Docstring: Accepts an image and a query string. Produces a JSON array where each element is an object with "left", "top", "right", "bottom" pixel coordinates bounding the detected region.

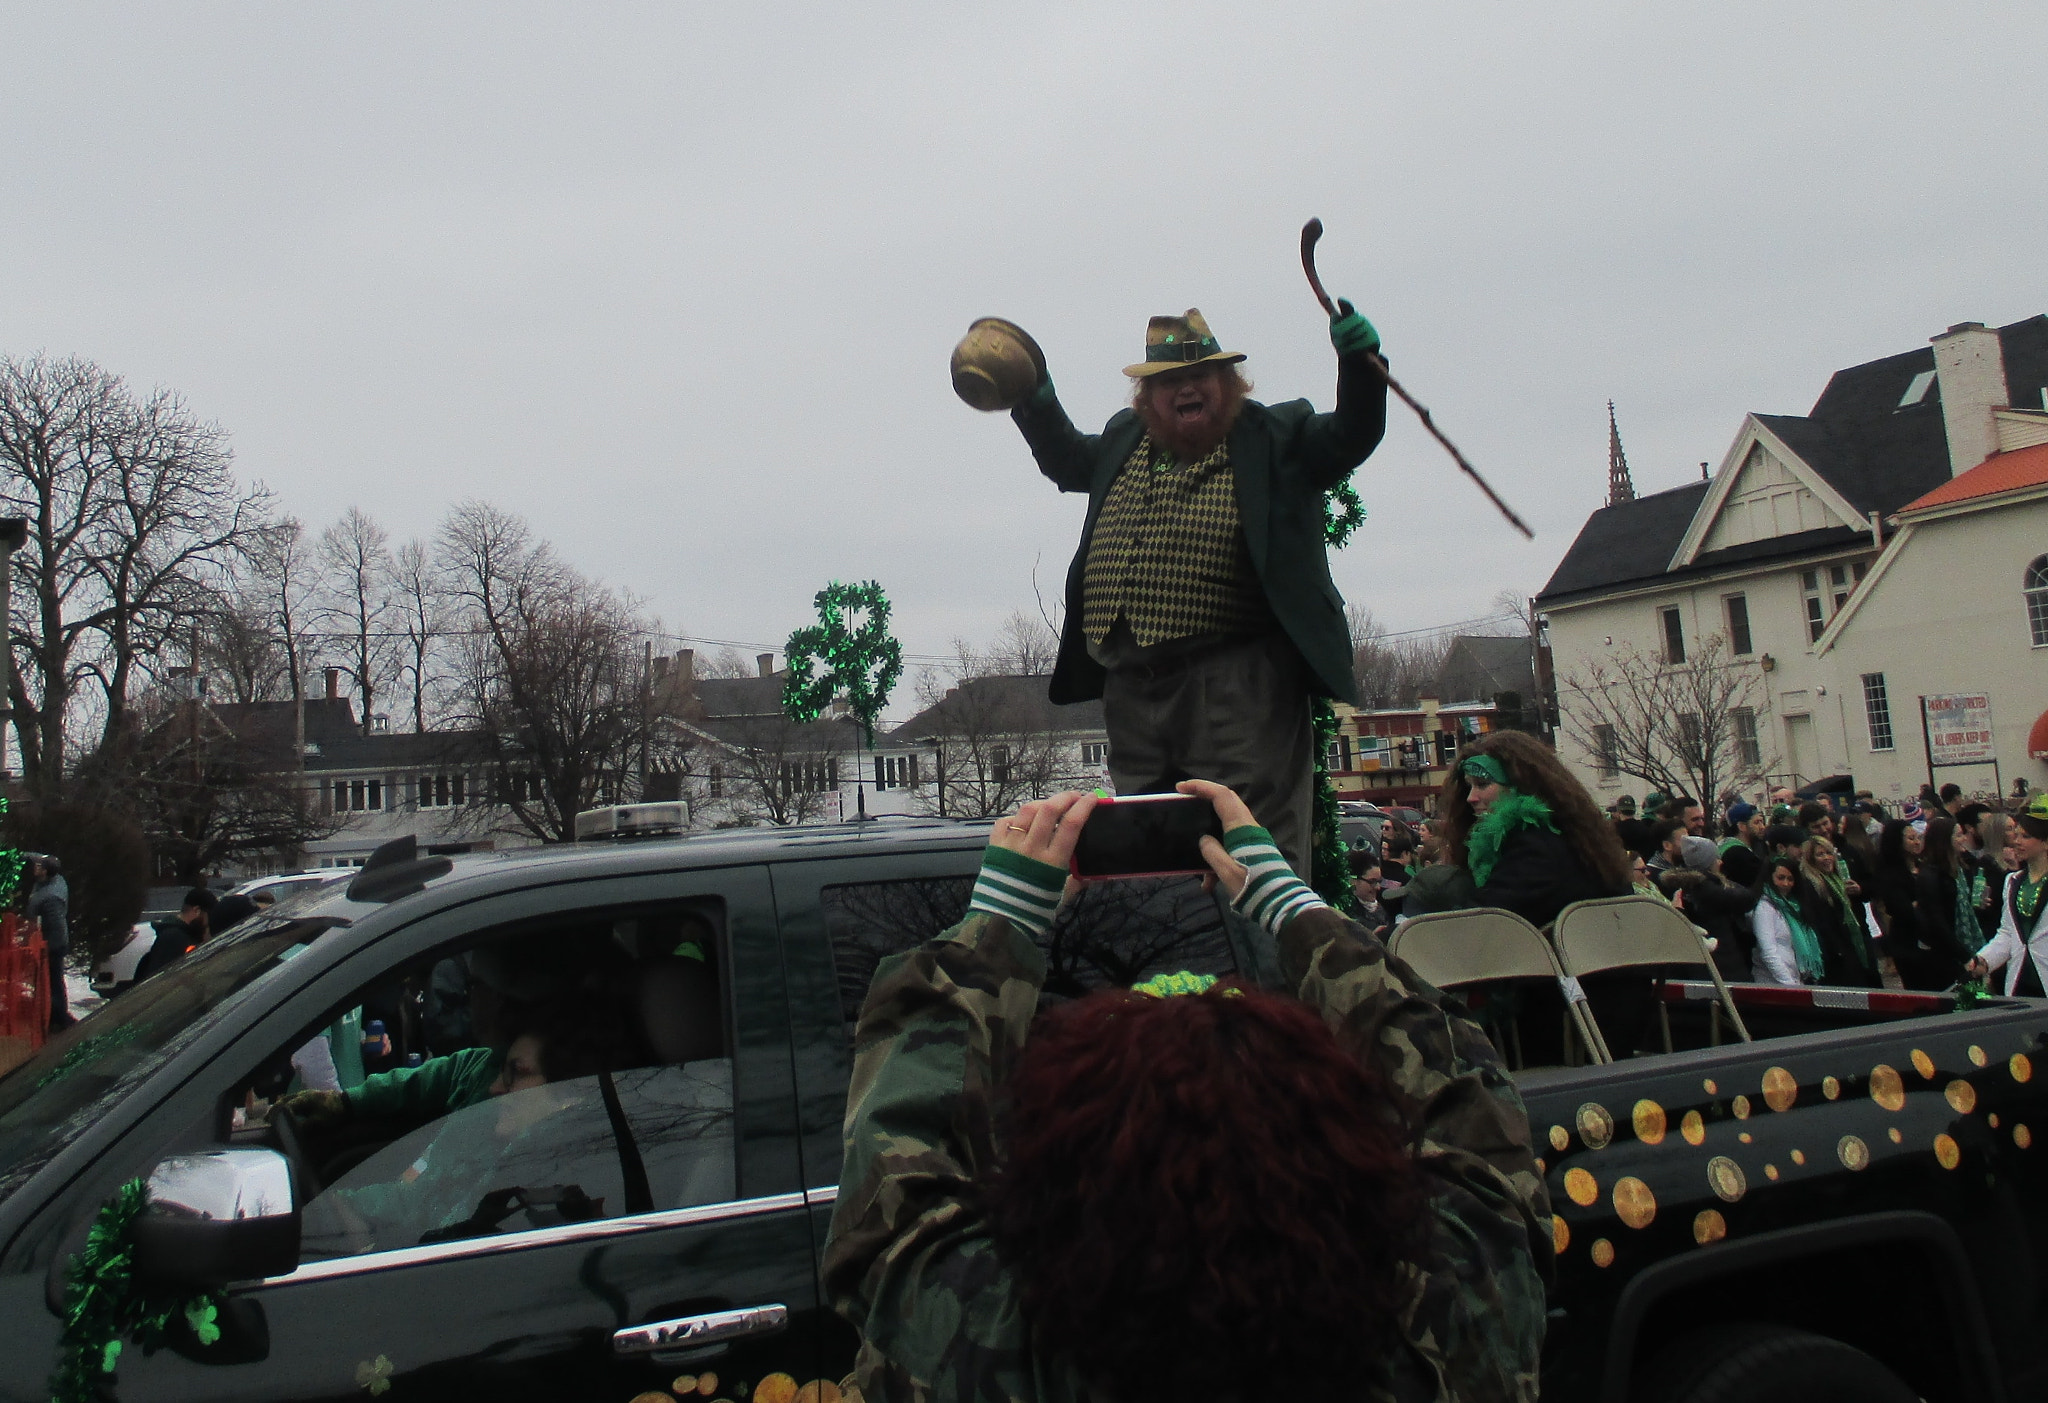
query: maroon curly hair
[{"left": 985, "top": 982, "right": 1428, "bottom": 1402}]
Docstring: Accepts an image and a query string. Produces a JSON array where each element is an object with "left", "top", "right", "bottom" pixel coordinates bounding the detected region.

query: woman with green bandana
[
  {"left": 1754, "top": 857, "right": 1827, "bottom": 985},
  {"left": 1442, "top": 734, "right": 1632, "bottom": 929}
]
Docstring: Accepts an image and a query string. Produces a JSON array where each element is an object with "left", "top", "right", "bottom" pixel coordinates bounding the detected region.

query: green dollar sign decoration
[
  {"left": 782, "top": 580, "right": 904, "bottom": 748},
  {"left": 1313, "top": 482, "right": 1368, "bottom": 911}
]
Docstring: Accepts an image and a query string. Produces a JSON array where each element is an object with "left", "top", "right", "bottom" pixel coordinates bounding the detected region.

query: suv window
[
  {"left": 229, "top": 899, "right": 737, "bottom": 1262},
  {"left": 821, "top": 876, "right": 1236, "bottom": 1029}
]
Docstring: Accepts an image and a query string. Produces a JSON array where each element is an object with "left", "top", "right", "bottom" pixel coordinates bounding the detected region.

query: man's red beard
[{"left": 1134, "top": 374, "right": 1249, "bottom": 459}]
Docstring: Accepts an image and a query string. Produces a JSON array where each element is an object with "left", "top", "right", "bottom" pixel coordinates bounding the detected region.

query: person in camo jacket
[{"left": 823, "top": 783, "right": 1548, "bottom": 1403}]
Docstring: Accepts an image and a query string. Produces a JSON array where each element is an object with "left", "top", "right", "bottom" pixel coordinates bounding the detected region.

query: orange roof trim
[{"left": 1902, "top": 440, "right": 2048, "bottom": 514}]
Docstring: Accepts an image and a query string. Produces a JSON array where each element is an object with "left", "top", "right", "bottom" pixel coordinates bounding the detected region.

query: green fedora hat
[{"left": 1122, "top": 307, "right": 1248, "bottom": 378}]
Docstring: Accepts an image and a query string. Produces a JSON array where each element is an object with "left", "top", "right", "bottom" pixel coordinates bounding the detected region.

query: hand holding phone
[{"left": 1069, "top": 793, "right": 1225, "bottom": 879}]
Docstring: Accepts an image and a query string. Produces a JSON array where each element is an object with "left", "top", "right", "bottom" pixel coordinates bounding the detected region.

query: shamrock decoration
[
  {"left": 1323, "top": 479, "right": 1366, "bottom": 549},
  {"left": 356, "top": 1355, "right": 395, "bottom": 1395},
  {"left": 783, "top": 581, "right": 904, "bottom": 748},
  {"left": 50, "top": 1178, "right": 225, "bottom": 1403}
]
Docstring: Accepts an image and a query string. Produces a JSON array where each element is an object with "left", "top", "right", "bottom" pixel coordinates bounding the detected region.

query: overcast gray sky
[{"left": 4, "top": 3, "right": 2043, "bottom": 696}]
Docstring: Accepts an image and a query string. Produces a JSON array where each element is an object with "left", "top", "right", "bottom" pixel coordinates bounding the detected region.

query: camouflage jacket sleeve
[
  {"left": 822, "top": 847, "right": 1087, "bottom": 1403},
  {"left": 1229, "top": 826, "right": 1551, "bottom": 1403}
]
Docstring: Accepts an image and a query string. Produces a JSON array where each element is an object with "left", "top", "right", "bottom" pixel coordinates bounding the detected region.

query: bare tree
[
  {"left": 694, "top": 646, "right": 760, "bottom": 680},
  {"left": 314, "top": 508, "right": 399, "bottom": 736},
  {"left": 391, "top": 538, "right": 446, "bottom": 733},
  {"left": 1348, "top": 605, "right": 1454, "bottom": 709},
  {"left": 904, "top": 640, "right": 1064, "bottom": 819},
  {"left": 437, "top": 501, "right": 680, "bottom": 841},
  {"left": 0, "top": 355, "right": 267, "bottom": 794},
  {"left": 702, "top": 712, "right": 853, "bottom": 826},
  {"left": 983, "top": 609, "right": 1059, "bottom": 675},
  {"left": 1559, "top": 631, "right": 1775, "bottom": 806}
]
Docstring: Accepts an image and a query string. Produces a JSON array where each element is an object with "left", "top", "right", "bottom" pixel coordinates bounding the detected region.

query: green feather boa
[{"left": 1465, "top": 789, "right": 1558, "bottom": 888}]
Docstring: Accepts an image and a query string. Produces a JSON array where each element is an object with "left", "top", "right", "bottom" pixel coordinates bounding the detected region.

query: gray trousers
[{"left": 1098, "top": 631, "right": 1316, "bottom": 874}]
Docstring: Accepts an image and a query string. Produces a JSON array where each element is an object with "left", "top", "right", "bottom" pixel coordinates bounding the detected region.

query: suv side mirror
[{"left": 132, "top": 1149, "right": 301, "bottom": 1287}]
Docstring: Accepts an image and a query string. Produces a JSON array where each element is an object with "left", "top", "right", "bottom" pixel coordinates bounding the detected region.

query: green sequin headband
[
  {"left": 1131, "top": 971, "right": 1240, "bottom": 999},
  {"left": 1459, "top": 753, "right": 1508, "bottom": 787}
]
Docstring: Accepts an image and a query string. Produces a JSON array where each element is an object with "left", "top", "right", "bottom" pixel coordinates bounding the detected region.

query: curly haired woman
[
  {"left": 1441, "top": 732, "right": 1633, "bottom": 929},
  {"left": 824, "top": 784, "right": 1548, "bottom": 1403}
]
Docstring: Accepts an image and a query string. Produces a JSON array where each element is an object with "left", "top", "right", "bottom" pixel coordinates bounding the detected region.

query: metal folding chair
[
  {"left": 1550, "top": 895, "right": 1754, "bottom": 1057},
  {"left": 1390, "top": 907, "right": 1609, "bottom": 1067}
]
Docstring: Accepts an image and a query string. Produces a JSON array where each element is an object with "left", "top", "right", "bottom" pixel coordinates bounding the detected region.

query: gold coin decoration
[
  {"left": 1838, "top": 1134, "right": 1870, "bottom": 1170},
  {"left": 1703, "top": 1078, "right": 1718, "bottom": 1095},
  {"left": 1707, "top": 1156, "right": 1746, "bottom": 1202},
  {"left": 1888, "top": 1126, "right": 1903, "bottom": 1143},
  {"left": 797, "top": 1382, "right": 844, "bottom": 1403},
  {"left": 1990, "top": 1113, "right": 2001, "bottom": 1129},
  {"left": 1732, "top": 1094, "right": 1752, "bottom": 1119},
  {"left": 1766, "top": 1163, "right": 1781, "bottom": 1180},
  {"left": 697, "top": 1375, "right": 720, "bottom": 1398},
  {"left": 1633, "top": 1100, "right": 1667, "bottom": 1145},
  {"left": 1762, "top": 1067, "right": 1798, "bottom": 1112},
  {"left": 1577, "top": 1102, "right": 1615, "bottom": 1150},
  {"left": 674, "top": 1380, "right": 698, "bottom": 1397},
  {"left": 1911, "top": 1049, "right": 1935, "bottom": 1080},
  {"left": 1613, "top": 1176, "right": 1657, "bottom": 1229},
  {"left": 1552, "top": 1214, "right": 1570, "bottom": 1253},
  {"left": 631, "top": 1394, "right": 670, "bottom": 1403},
  {"left": 2011, "top": 1053, "right": 2033, "bottom": 1083},
  {"left": 2017, "top": 1124, "right": 2033, "bottom": 1149},
  {"left": 1681, "top": 1109, "right": 1706, "bottom": 1146},
  {"left": 1946, "top": 1080, "right": 1977, "bottom": 1115},
  {"left": 1564, "top": 1167, "right": 1599, "bottom": 1206},
  {"left": 1790, "top": 1149, "right": 1806, "bottom": 1165},
  {"left": 1869, "top": 1064, "right": 1906, "bottom": 1111},
  {"left": 1822, "top": 1075, "right": 1841, "bottom": 1100},
  {"left": 1590, "top": 1238, "right": 1615, "bottom": 1268},
  {"left": 1934, "top": 1134, "right": 1961, "bottom": 1170},
  {"left": 754, "top": 1377, "right": 800, "bottom": 1403},
  {"left": 1738, "top": 1132, "right": 1753, "bottom": 1144},
  {"left": 1693, "top": 1209, "right": 1727, "bottom": 1244},
  {"left": 1550, "top": 1124, "right": 1570, "bottom": 1152},
  {"left": 1969, "top": 1045, "right": 1988, "bottom": 1067},
  {"left": 1535, "top": 1157, "right": 1546, "bottom": 1174}
]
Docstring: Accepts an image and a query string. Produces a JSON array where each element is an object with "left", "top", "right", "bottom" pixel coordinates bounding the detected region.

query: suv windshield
[{"left": 0, "top": 916, "right": 344, "bottom": 1203}]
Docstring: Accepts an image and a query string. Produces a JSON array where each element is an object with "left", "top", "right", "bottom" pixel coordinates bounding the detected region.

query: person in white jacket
[
  {"left": 1968, "top": 798, "right": 2048, "bottom": 997},
  {"left": 1752, "top": 857, "right": 1826, "bottom": 986}
]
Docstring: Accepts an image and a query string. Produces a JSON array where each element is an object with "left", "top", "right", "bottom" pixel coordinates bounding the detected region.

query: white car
[{"left": 92, "top": 871, "right": 343, "bottom": 996}]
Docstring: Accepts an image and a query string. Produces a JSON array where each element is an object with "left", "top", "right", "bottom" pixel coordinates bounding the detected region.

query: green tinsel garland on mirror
[
  {"left": 51, "top": 1178, "right": 222, "bottom": 1403},
  {"left": 1311, "top": 481, "right": 1368, "bottom": 913},
  {"left": 782, "top": 580, "right": 904, "bottom": 748}
]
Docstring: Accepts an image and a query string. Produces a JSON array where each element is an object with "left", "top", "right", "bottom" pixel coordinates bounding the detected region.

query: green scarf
[
  {"left": 1465, "top": 788, "right": 1558, "bottom": 888},
  {"left": 1955, "top": 871, "right": 1983, "bottom": 950},
  {"left": 1765, "top": 888, "right": 1827, "bottom": 981}
]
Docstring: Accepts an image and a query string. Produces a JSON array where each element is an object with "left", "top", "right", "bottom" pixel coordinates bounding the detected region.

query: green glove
[
  {"left": 1329, "top": 298, "right": 1380, "bottom": 356},
  {"left": 278, "top": 1088, "right": 349, "bottom": 1129}
]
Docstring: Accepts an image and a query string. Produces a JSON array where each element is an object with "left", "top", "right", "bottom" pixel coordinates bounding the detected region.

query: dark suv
[{"left": 0, "top": 821, "right": 1242, "bottom": 1403}]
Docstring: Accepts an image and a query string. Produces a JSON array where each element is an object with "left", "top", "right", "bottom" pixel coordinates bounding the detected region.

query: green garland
[
  {"left": 1311, "top": 481, "right": 1367, "bottom": 912},
  {"left": 0, "top": 796, "right": 25, "bottom": 899},
  {"left": 52, "top": 1178, "right": 223, "bottom": 1403},
  {"left": 782, "top": 580, "right": 904, "bottom": 749}
]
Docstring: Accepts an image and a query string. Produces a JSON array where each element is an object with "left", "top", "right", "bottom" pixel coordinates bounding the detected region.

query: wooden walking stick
[{"left": 1302, "top": 218, "right": 1534, "bottom": 540}]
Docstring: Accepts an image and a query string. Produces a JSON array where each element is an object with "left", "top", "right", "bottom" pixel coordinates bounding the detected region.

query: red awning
[{"left": 2029, "top": 708, "right": 2048, "bottom": 760}]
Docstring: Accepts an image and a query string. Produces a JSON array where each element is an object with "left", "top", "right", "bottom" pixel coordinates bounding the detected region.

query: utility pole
[
  {"left": 0, "top": 520, "right": 25, "bottom": 779},
  {"left": 640, "top": 639, "right": 653, "bottom": 801}
]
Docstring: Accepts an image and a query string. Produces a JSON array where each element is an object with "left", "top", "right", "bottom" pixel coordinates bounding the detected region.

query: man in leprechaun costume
[{"left": 1003, "top": 303, "right": 1387, "bottom": 872}]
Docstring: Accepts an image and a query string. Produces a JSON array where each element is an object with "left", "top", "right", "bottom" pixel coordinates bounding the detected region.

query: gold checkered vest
[{"left": 1081, "top": 436, "right": 1270, "bottom": 647}]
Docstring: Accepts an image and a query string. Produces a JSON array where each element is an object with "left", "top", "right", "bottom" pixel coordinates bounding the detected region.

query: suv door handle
[{"left": 613, "top": 1303, "right": 788, "bottom": 1356}]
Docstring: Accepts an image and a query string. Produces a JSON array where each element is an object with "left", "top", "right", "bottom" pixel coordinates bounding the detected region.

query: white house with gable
[{"left": 1539, "top": 315, "right": 2048, "bottom": 807}]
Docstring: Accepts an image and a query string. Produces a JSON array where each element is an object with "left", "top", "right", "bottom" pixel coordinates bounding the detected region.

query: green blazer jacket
[{"left": 1012, "top": 352, "right": 1388, "bottom": 705}]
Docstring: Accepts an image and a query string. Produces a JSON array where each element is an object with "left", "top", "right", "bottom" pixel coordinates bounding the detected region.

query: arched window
[{"left": 2026, "top": 556, "right": 2048, "bottom": 646}]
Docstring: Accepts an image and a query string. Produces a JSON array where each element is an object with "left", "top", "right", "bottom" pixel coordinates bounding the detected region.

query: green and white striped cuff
[
  {"left": 1224, "top": 826, "right": 1326, "bottom": 934},
  {"left": 969, "top": 845, "right": 1068, "bottom": 937}
]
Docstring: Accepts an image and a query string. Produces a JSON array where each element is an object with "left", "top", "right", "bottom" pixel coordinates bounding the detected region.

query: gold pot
[{"left": 950, "top": 317, "right": 1046, "bottom": 412}]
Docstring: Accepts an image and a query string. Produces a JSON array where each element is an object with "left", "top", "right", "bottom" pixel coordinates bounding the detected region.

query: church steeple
[{"left": 1606, "top": 400, "right": 1636, "bottom": 507}]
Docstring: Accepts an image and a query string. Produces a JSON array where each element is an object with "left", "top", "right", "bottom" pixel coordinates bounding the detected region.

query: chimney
[
  {"left": 756, "top": 652, "right": 775, "bottom": 677},
  {"left": 1931, "top": 322, "right": 2008, "bottom": 476},
  {"left": 676, "top": 648, "right": 695, "bottom": 682},
  {"left": 325, "top": 667, "right": 341, "bottom": 701}
]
